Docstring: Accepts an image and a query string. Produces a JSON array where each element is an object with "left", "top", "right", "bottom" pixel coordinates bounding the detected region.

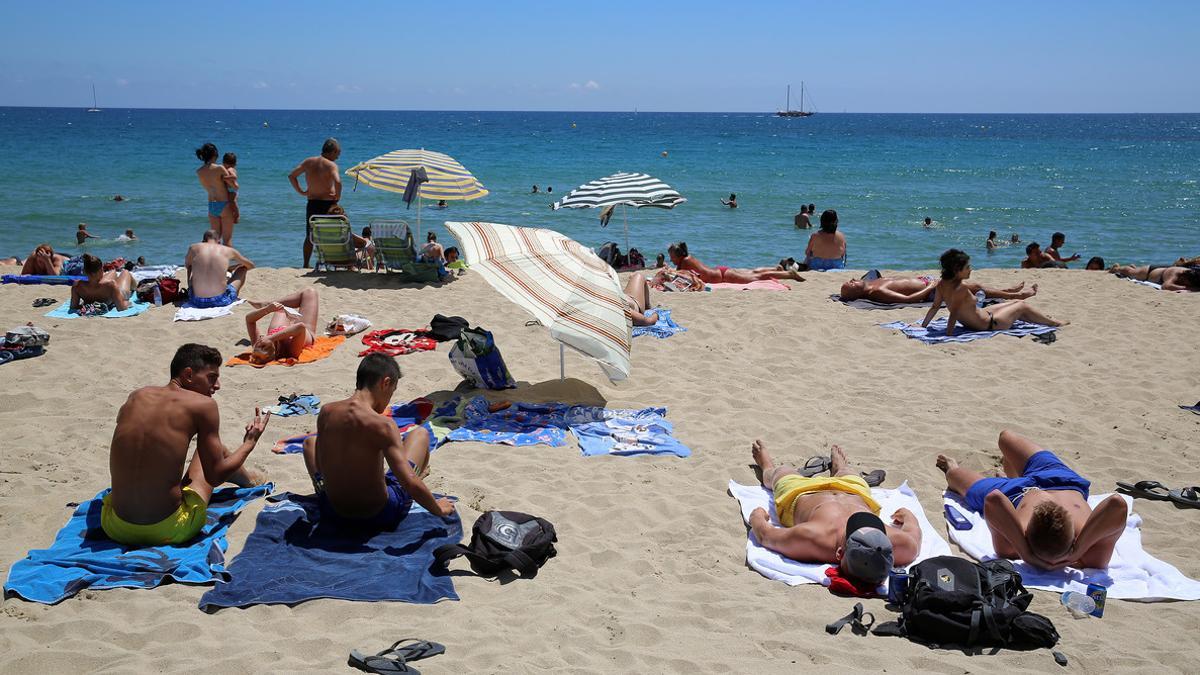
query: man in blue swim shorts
[
  {"left": 938, "top": 430, "right": 1127, "bottom": 571},
  {"left": 184, "top": 230, "right": 255, "bottom": 308},
  {"left": 302, "top": 353, "right": 455, "bottom": 531}
]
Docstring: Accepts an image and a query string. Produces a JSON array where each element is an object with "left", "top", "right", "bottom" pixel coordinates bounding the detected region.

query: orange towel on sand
[{"left": 226, "top": 335, "right": 346, "bottom": 368}]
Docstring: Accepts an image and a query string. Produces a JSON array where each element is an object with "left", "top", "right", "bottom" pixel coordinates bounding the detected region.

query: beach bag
[
  {"left": 6, "top": 325, "right": 50, "bottom": 348},
  {"left": 327, "top": 313, "right": 372, "bottom": 336},
  {"left": 433, "top": 511, "right": 557, "bottom": 578},
  {"left": 448, "top": 327, "right": 515, "bottom": 390},
  {"left": 137, "top": 277, "right": 181, "bottom": 303},
  {"left": 874, "top": 556, "right": 1058, "bottom": 650}
]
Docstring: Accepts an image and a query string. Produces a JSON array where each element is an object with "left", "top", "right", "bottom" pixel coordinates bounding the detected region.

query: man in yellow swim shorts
[
  {"left": 748, "top": 440, "right": 922, "bottom": 586},
  {"left": 101, "top": 343, "right": 270, "bottom": 547}
]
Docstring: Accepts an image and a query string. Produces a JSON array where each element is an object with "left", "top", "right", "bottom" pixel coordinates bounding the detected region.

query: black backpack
[
  {"left": 424, "top": 314, "right": 470, "bottom": 342},
  {"left": 874, "top": 556, "right": 1059, "bottom": 651},
  {"left": 433, "top": 511, "right": 557, "bottom": 578}
]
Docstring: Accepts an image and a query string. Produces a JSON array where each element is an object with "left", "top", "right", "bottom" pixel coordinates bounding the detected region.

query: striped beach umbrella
[
  {"left": 445, "top": 221, "right": 631, "bottom": 383},
  {"left": 551, "top": 172, "right": 686, "bottom": 249},
  {"left": 346, "top": 149, "right": 488, "bottom": 238}
]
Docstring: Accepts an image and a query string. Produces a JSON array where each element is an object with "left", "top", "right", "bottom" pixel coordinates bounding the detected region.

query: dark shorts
[
  {"left": 964, "top": 450, "right": 1091, "bottom": 512},
  {"left": 306, "top": 199, "right": 338, "bottom": 238},
  {"left": 316, "top": 469, "right": 413, "bottom": 531}
]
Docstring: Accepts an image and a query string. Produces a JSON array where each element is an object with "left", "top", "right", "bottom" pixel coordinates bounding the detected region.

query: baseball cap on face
[{"left": 840, "top": 511, "right": 894, "bottom": 585}]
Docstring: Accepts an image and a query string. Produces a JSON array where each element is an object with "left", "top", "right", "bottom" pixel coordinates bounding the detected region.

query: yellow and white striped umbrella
[{"left": 345, "top": 148, "right": 488, "bottom": 201}]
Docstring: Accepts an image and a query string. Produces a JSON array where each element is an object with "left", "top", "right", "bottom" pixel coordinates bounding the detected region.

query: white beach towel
[
  {"left": 944, "top": 491, "right": 1200, "bottom": 601},
  {"left": 131, "top": 265, "right": 179, "bottom": 283},
  {"left": 728, "top": 480, "right": 952, "bottom": 586},
  {"left": 173, "top": 298, "right": 245, "bottom": 322}
]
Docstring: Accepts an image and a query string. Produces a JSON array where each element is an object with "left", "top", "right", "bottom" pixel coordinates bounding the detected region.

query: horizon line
[{"left": 2, "top": 105, "right": 1198, "bottom": 115}]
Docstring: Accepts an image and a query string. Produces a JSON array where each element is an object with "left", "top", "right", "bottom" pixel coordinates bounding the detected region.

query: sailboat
[
  {"left": 87, "top": 84, "right": 101, "bottom": 113},
  {"left": 776, "top": 83, "right": 813, "bottom": 117}
]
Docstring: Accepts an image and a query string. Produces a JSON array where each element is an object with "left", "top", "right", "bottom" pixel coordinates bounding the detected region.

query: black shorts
[{"left": 306, "top": 199, "right": 338, "bottom": 237}]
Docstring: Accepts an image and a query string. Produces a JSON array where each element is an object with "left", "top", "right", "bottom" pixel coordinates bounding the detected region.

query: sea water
[{"left": 0, "top": 108, "right": 1196, "bottom": 269}]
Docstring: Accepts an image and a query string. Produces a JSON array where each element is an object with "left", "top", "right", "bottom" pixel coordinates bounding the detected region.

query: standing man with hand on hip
[{"left": 289, "top": 138, "right": 342, "bottom": 268}]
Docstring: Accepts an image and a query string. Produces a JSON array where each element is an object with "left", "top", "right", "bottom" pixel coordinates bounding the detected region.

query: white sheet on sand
[
  {"left": 131, "top": 265, "right": 179, "bottom": 283},
  {"left": 728, "top": 480, "right": 951, "bottom": 587},
  {"left": 1126, "top": 278, "right": 1163, "bottom": 290},
  {"left": 944, "top": 491, "right": 1200, "bottom": 601},
  {"left": 173, "top": 298, "right": 245, "bottom": 321}
]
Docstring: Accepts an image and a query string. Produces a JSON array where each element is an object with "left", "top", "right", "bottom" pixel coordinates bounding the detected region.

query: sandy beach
[{"left": 1, "top": 263, "right": 1198, "bottom": 673}]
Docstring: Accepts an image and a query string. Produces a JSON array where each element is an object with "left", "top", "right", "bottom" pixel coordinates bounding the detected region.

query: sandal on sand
[
  {"left": 1115, "top": 480, "right": 1172, "bottom": 501},
  {"left": 800, "top": 455, "right": 831, "bottom": 477},
  {"left": 860, "top": 470, "right": 886, "bottom": 488},
  {"left": 1179, "top": 402, "right": 1200, "bottom": 415},
  {"left": 32, "top": 298, "right": 55, "bottom": 307},
  {"left": 1169, "top": 487, "right": 1200, "bottom": 510},
  {"left": 349, "top": 639, "right": 446, "bottom": 674}
]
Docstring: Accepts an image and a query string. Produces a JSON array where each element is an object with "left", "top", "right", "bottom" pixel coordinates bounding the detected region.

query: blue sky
[{"left": 3, "top": 1, "right": 1197, "bottom": 112}]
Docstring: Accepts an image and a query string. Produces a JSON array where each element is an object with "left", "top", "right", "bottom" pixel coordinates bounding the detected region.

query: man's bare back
[
  {"left": 186, "top": 239, "right": 252, "bottom": 298},
  {"left": 73, "top": 271, "right": 132, "bottom": 310},
  {"left": 314, "top": 398, "right": 405, "bottom": 518}
]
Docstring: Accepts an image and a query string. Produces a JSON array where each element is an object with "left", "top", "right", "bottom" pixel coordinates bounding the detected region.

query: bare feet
[
  {"left": 829, "top": 444, "right": 849, "bottom": 475},
  {"left": 230, "top": 466, "right": 268, "bottom": 487},
  {"left": 789, "top": 270, "right": 806, "bottom": 282},
  {"left": 935, "top": 454, "right": 958, "bottom": 474},
  {"left": 1019, "top": 283, "right": 1038, "bottom": 299},
  {"left": 751, "top": 439, "right": 774, "bottom": 473}
]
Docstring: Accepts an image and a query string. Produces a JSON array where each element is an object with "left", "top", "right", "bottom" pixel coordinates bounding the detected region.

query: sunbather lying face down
[
  {"left": 748, "top": 441, "right": 921, "bottom": 587},
  {"left": 920, "top": 249, "right": 1066, "bottom": 335},
  {"left": 1108, "top": 264, "right": 1200, "bottom": 292},
  {"left": 245, "top": 288, "right": 319, "bottom": 363},
  {"left": 102, "top": 343, "right": 268, "bottom": 547},
  {"left": 839, "top": 275, "right": 1036, "bottom": 304},
  {"left": 667, "top": 241, "right": 805, "bottom": 284},
  {"left": 301, "top": 353, "right": 455, "bottom": 530},
  {"left": 937, "top": 429, "right": 1127, "bottom": 571}
]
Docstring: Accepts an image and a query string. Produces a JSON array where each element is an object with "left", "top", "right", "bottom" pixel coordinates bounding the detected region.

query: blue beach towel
[
  {"left": 45, "top": 300, "right": 152, "bottom": 319},
  {"left": 880, "top": 318, "right": 1056, "bottom": 344},
  {"left": 3, "top": 484, "right": 271, "bottom": 605},
  {"left": 572, "top": 417, "right": 691, "bottom": 458},
  {"left": 632, "top": 307, "right": 687, "bottom": 339},
  {"left": 198, "top": 492, "right": 460, "bottom": 611},
  {"left": 2, "top": 274, "right": 87, "bottom": 285}
]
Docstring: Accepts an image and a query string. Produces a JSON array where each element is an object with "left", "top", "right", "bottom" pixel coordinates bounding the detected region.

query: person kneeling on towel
[{"left": 748, "top": 441, "right": 921, "bottom": 590}]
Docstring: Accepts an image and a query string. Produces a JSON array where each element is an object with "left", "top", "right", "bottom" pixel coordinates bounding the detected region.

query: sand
[{"left": 1, "top": 264, "right": 1198, "bottom": 674}]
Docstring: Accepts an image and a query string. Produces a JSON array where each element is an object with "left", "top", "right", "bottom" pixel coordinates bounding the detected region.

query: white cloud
[
  {"left": 569, "top": 82, "right": 581, "bottom": 90},
  {"left": 252, "top": 81, "right": 269, "bottom": 89},
  {"left": 116, "top": 78, "right": 129, "bottom": 87},
  {"left": 585, "top": 80, "right": 600, "bottom": 90}
]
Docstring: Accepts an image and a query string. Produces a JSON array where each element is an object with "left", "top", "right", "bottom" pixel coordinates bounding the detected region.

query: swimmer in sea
[{"left": 721, "top": 193, "right": 738, "bottom": 208}]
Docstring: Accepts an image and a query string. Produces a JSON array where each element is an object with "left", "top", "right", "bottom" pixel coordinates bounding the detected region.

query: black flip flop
[
  {"left": 1169, "top": 487, "right": 1200, "bottom": 510},
  {"left": 349, "top": 639, "right": 446, "bottom": 674},
  {"left": 1115, "top": 480, "right": 1173, "bottom": 501},
  {"left": 800, "top": 455, "right": 831, "bottom": 477},
  {"left": 861, "top": 470, "right": 886, "bottom": 488},
  {"left": 1032, "top": 332, "right": 1057, "bottom": 345},
  {"left": 32, "top": 298, "right": 56, "bottom": 307},
  {"left": 826, "top": 602, "right": 875, "bottom": 636}
]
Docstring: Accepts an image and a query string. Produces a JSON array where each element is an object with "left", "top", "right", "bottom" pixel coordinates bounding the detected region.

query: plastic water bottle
[
  {"left": 974, "top": 289, "right": 987, "bottom": 307},
  {"left": 152, "top": 284, "right": 162, "bottom": 307},
  {"left": 1061, "top": 591, "right": 1096, "bottom": 618}
]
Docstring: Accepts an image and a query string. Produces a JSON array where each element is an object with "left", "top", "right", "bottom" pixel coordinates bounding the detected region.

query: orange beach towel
[{"left": 226, "top": 335, "right": 346, "bottom": 368}]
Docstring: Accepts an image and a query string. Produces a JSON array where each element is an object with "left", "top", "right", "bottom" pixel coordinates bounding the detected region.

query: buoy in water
[
  {"left": 571, "top": 122, "right": 577, "bottom": 128},
  {"left": 263, "top": 121, "right": 269, "bottom": 127},
  {"left": 661, "top": 151, "right": 668, "bottom": 158}
]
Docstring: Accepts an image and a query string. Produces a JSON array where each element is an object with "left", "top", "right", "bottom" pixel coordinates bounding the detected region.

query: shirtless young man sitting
[
  {"left": 922, "top": 249, "right": 1066, "bottom": 336},
  {"left": 668, "top": 241, "right": 804, "bottom": 284},
  {"left": 102, "top": 344, "right": 268, "bottom": 546},
  {"left": 937, "top": 430, "right": 1127, "bottom": 571},
  {"left": 302, "top": 353, "right": 455, "bottom": 530},
  {"left": 184, "top": 230, "right": 255, "bottom": 308},
  {"left": 71, "top": 253, "right": 136, "bottom": 313},
  {"left": 1108, "top": 264, "right": 1200, "bottom": 292},
  {"left": 839, "top": 274, "right": 1035, "bottom": 304},
  {"left": 289, "top": 138, "right": 342, "bottom": 268},
  {"left": 749, "top": 441, "right": 921, "bottom": 587}
]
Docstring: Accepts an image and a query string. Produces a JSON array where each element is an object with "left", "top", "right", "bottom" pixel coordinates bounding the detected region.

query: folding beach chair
[
  {"left": 371, "top": 219, "right": 443, "bottom": 282},
  {"left": 308, "top": 215, "right": 357, "bottom": 272}
]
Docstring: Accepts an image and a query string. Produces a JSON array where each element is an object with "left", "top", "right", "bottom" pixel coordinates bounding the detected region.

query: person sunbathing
[
  {"left": 1173, "top": 255, "right": 1200, "bottom": 267},
  {"left": 922, "top": 249, "right": 1066, "bottom": 335},
  {"left": 245, "top": 288, "right": 319, "bottom": 364},
  {"left": 748, "top": 441, "right": 921, "bottom": 588},
  {"left": 839, "top": 274, "right": 1036, "bottom": 304},
  {"left": 302, "top": 353, "right": 454, "bottom": 530},
  {"left": 1108, "top": 264, "right": 1200, "bottom": 292},
  {"left": 71, "top": 253, "right": 136, "bottom": 313},
  {"left": 668, "top": 241, "right": 804, "bottom": 284},
  {"left": 21, "top": 243, "right": 67, "bottom": 275},
  {"left": 185, "top": 229, "right": 255, "bottom": 308},
  {"left": 937, "top": 429, "right": 1127, "bottom": 571},
  {"left": 103, "top": 343, "right": 268, "bottom": 546},
  {"left": 622, "top": 272, "right": 660, "bottom": 327}
]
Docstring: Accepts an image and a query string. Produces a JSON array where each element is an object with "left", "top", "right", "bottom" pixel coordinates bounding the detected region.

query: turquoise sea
[{"left": 1, "top": 108, "right": 1196, "bottom": 269}]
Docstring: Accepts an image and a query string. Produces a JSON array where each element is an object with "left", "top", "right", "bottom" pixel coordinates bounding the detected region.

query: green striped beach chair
[
  {"left": 308, "top": 215, "right": 357, "bottom": 272},
  {"left": 370, "top": 220, "right": 442, "bottom": 282}
]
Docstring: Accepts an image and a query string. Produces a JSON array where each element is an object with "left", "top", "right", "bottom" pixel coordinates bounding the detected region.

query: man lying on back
[
  {"left": 103, "top": 343, "right": 268, "bottom": 546},
  {"left": 839, "top": 274, "right": 1036, "bottom": 304},
  {"left": 303, "top": 353, "right": 455, "bottom": 530}
]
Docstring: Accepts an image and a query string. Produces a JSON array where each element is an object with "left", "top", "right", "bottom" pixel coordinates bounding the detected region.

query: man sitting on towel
[
  {"left": 303, "top": 353, "right": 455, "bottom": 530},
  {"left": 103, "top": 343, "right": 269, "bottom": 546},
  {"left": 184, "top": 230, "right": 255, "bottom": 308},
  {"left": 839, "top": 274, "right": 1036, "bottom": 305},
  {"left": 937, "top": 430, "right": 1127, "bottom": 571},
  {"left": 749, "top": 441, "right": 921, "bottom": 589}
]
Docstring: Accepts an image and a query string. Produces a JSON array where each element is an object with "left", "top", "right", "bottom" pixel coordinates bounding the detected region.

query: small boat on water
[
  {"left": 87, "top": 84, "right": 101, "bottom": 113},
  {"left": 776, "top": 83, "right": 813, "bottom": 118}
]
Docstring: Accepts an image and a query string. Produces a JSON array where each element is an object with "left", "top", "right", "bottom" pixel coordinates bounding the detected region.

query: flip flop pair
[
  {"left": 798, "top": 456, "right": 886, "bottom": 487},
  {"left": 32, "top": 298, "right": 55, "bottom": 307},
  {"left": 348, "top": 639, "right": 445, "bottom": 674},
  {"left": 1116, "top": 481, "right": 1200, "bottom": 509}
]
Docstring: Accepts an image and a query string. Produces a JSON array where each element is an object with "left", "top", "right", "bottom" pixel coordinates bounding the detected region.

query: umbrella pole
[
  {"left": 559, "top": 343, "right": 565, "bottom": 381},
  {"left": 623, "top": 204, "right": 629, "bottom": 250},
  {"left": 416, "top": 194, "right": 422, "bottom": 242}
]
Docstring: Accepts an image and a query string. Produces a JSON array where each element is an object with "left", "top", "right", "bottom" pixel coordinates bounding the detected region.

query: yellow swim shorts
[
  {"left": 773, "top": 474, "right": 881, "bottom": 527},
  {"left": 101, "top": 487, "right": 208, "bottom": 546}
]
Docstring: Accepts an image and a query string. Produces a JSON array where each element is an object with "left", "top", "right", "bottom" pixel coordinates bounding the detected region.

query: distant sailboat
[
  {"left": 776, "top": 83, "right": 813, "bottom": 118},
  {"left": 87, "top": 84, "right": 101, "bottom": 113}
]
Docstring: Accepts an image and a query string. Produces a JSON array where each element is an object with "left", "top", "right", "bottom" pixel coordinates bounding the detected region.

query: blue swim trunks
[
  {"left": 964, "top": 450, "right": 1091, "bottom": 512},
  {"left": 189, "top": 284, "right": 239, "bottom": 309},
  {"left": 806, "top": 256, "right": 846, "bottom": 271},
  {"left": 208, "top": 201, "right": 228, "bottom": 218},
  {"left": 316, "top": 468, "right": 414, "bottom": 531}
]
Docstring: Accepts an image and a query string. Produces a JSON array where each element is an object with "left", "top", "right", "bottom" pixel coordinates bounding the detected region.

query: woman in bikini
[
  {"left": 622, "top": 273, "right": 659, "bottom": 327},
  {"left": 245, "top": 288, "right": 320, "bottom": 364},
  {"left": 667, "top": 242, "right": 804, "bottom": 284},
  {"left": 921, "top": 249, "right": 1066, "bottom": 336}
]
